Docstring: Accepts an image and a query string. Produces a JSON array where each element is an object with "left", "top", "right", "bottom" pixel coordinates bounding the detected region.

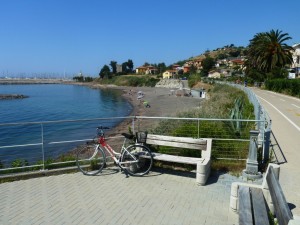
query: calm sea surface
[{"left": 0, "top": 84, "right": 132, "bottom": 165}]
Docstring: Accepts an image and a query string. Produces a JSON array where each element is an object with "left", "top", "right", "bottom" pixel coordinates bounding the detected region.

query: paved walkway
[
  {"left": 251, "top": 88, "right": 300, "bottom": 215},
  {"left": 0, "top": 168, "right": 238, "bottom": 225}
]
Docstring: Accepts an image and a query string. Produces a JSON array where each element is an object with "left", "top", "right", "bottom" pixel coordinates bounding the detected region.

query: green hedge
[{"left": 265, "top": 79, "right": 300, "bottom": 97}]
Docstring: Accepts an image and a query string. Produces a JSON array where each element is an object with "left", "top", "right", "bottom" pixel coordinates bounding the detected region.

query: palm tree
[{"left": 246, "top": 29, "right": 294, "bottom": 74}]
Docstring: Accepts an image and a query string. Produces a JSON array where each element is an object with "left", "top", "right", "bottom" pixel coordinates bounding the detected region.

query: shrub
[
  {"left": 96, "top": 75, "right": 160, "bottom": 87},
  {"left": 265, "top": 79, "right": 300, "bottom": 97},
  {"left": 149, "top": 84, "right": 255, "bottom": 161},
  {"left": 11, "top": 159, "right": 29, "bottom": 168},
  {"left": 188, "top": 74, "right": 201, "bottom": 87}
]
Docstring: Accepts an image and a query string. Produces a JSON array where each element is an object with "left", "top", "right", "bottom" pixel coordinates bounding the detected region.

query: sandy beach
[
  {"left": 83, "top": 83, "right": 205, "bottom": 137},
  {"left": 86, "top": 84, "right": 204, "bottom": 115}
]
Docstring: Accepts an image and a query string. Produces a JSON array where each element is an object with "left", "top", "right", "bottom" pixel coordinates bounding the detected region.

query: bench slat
[
  {"left": 266, "top": 166, "right": 293, "bottom": 225},
  {"left": 239, "top": 186, "right": 253, "bottom": 225},
  {"left": 152, "top": 153, "right": 204, "bottom": 164},
  {"left": 250, "top": 187, "right": 269, "bottom": 225},
  {"left": 146, "top": 134, "right": 207, "bottom": 150}
]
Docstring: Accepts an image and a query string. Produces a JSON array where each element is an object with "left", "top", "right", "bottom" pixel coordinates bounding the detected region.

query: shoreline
[
  {"left": 1, "top": 79, "right": 204, "bottom": 136},
  {"left": 75, "top": 82, "right": 204, "bottom": 137}
]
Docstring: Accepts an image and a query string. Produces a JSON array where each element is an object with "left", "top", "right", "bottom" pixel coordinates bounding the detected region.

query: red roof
[{"left": 231, "top": 59, "right": 244, "bottom": 64}]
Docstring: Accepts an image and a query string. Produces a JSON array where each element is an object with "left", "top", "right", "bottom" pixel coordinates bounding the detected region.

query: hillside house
[
  {"left": 136, "top": 65, "right": 158, "bottom": 75},
  {"left": 292, "top": 43, "right": 300, "bottom": 77},
  {"left": 208, "top": 71, "right": 221, "bottom": 79},
  {"left": 163, "top": 70, "right": 177, "bottom": 79},
  {"left": 116, "top": 64, "right": 122, "bottom": 73},
  {"left": 230, "top": 58, "right": 244, "bottom": 69},
  {"left": 183, "top": 65, "right": 190, "bottom": 73}
]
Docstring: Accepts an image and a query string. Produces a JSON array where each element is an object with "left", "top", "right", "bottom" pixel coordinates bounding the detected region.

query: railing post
[
  {"left": 131, "top": 117, "right": 135, "bottom": 134},
  {"left": 41, "top": 123, "right": 45, "bottom": 171},
  {"left": 242, "top": 130, "right": 262, "bottom": 180},
  {"left": 256, "top": 104, "right": 261, "bottom": 130},
  {"left": 197, "top": 119, "right": 200, "bottom": 138},
  {"left": 263, "top": 120, "right": 272, "bottom": 163}
]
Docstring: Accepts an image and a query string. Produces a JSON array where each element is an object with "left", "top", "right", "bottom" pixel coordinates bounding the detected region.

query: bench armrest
[
  {"left": 196, "top": 158, "right": 211, "bottom": 185},
  {"left": 230, "top": 182, "right": 262, "bottom": 212}
]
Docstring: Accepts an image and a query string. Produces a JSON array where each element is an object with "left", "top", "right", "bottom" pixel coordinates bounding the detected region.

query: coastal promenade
[
  {"left": 0, "top": 168, "right": 239, "bottom": 225},
  {"left": 251, "top": 88, "right": 300, "bottom": 215}
]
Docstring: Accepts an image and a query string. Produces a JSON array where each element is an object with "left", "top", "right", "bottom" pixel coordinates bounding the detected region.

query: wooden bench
[
  {"left": 145, "top": 134, "right": 212, "bottom": 185},
  {"left": 230, "top": 164, "right": 298, "bottom": 225}
]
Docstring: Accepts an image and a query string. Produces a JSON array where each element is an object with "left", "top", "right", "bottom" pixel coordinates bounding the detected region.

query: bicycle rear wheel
[
  {"left": 77, "top": 144, "right": 106, "bottom": 175},
  {"left": 120, "top": 144, "right": 153, "bottom": 176}
]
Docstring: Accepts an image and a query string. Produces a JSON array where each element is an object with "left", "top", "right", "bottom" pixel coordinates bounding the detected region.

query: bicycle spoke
[
  {"left": 77, "top": 145, "right": 105, "bottom": 175},
  {"left": 120, "top": 145, "right": 153, "bottom": 176}
]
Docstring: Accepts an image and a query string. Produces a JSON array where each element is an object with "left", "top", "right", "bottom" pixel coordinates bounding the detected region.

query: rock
[
  {"left": 0, "top": 94, "right": 29, "bottom": 100},
  {"left": 155, "top": 79, "right": 183, "bottom": 89}
]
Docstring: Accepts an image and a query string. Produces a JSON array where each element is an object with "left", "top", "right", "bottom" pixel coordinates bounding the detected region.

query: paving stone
[{"left": 0, "top": 168, "right": 239, "bottom": 225}]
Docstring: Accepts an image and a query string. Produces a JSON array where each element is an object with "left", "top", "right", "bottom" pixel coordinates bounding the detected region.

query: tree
[
  {"left": 189, "top": 64, "right": 197, "bottom": 74},
  {"left": 245, "top": 29, "right": 293, "bottom": 76},
  {"left": 99, "top": 65, "right": 111, "bottom": 79},
  {"left": 201, "top": 56, "right": 215, "bottom": 75},
  {"left": 110, "top": 61, "right": 117, "bottom": 74},
  {"left": 122, "top": 62, "right": 128, "bottom": 74},
  {"left": 229, "top": 50, "right": 240, "bottom": 57},
  {"left": 127, "top": 59, "right": 134, "bottom": 73},
  {"left": 73, "top": 76, "right": 84, "bottom": 82},
  {"left": 157, "top": 62, "right": 167, "bottom": 74}
]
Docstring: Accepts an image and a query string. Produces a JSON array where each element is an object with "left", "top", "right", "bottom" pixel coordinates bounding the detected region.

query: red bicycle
[{"left": 76, "top": 126, "right": 153, "bottom": 176}]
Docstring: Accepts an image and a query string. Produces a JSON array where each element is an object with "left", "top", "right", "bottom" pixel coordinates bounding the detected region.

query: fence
[
  {"left": 220, "top": 82, "right": 272, "bottom": 161},
  {"left": 0, "top": 116, "right": 264, "bottom": 176}
]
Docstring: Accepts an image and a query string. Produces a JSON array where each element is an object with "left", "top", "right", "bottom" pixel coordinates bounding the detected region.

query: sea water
[{"left": 0, "top": 84, "right": 132, "bottom": 165}]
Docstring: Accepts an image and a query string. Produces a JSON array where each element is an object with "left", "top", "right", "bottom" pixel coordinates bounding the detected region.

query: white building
[{"left": 292, "top": 43, "right": 300, "bottom": 77}]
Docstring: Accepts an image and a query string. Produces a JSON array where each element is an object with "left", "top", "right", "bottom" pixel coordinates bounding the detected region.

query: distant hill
[{"left": 188, "top": 44, "right": 247, "bottom": 62}]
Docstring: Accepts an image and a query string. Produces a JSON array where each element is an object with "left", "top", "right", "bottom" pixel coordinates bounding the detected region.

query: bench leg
[
  {"left": 196, "top": 160, "right": 211, "bottom": 186},
  {"left": 230, "top": 182, "right": 239, "bottom": 212}
]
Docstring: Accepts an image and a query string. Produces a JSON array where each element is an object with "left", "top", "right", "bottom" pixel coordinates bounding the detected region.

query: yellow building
[{"left": 162, "top": 70, "right": 176, "bottom": 79}]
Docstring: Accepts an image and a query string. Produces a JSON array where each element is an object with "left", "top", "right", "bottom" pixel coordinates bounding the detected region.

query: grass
[
  {"left": 94, "top": 75, "right": 160, "bottom": 87},
  {"left": 211, "top": 159, "right": 245, "bottom": 175},
  {"left": 149, "top": 83, "right": 255, "bottom": 172}
]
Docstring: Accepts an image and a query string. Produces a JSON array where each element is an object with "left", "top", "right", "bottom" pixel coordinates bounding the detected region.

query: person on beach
[{"left": 143, "top": 100, "right": 150, "bottom": 108}]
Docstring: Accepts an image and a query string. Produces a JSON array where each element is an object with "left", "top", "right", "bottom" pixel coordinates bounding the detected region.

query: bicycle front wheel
[
  {"left": 120, "top": 144, "right": 153, "bottom": 176},
  {"left": 77, "top": 144, "right": 106, "bottom": 175}
]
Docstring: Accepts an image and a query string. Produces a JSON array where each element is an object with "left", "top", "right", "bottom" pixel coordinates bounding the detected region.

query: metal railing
[
  {"left": 0, "top": 116, "right": 264, "bottom": 175},
  {"left": 222, "top": 82, "right": 272, "bottom": 161}
]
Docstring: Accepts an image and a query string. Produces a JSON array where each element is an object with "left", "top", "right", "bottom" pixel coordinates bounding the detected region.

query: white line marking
[
  {"left": 280, "top": 99, "right": 286, "bottom": 102},
  {"left": 265, "top": 90, "right": 300, "bottom": 102},
  {"left": 292, "top": 104, "right": 300, "bottom": 109},
  {"left": 258, "top": 96, "right": 300, "bottom": 132}
]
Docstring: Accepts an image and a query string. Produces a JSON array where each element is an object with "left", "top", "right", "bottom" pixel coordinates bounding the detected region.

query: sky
[{"left": 1, "top": 0, "right": 300, "bottom": 77}]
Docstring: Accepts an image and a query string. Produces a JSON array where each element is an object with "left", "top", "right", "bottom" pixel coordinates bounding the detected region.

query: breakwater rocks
[
  {"left": 0, "top": 94, "right": 28, "bottom": 100},
  {"left": 155, "top": 79, "right": 183, "bottom": 89},
  {"left": 0, "top": 78, "right": 72, "bottom": 84}
]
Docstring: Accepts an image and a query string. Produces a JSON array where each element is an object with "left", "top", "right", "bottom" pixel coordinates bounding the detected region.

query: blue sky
[{"left": 1, "top": 0, "right": 300, "bottom": 77}]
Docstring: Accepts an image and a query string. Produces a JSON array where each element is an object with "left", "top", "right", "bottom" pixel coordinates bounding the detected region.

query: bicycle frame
[
  {"left": 96, "top": 134, "right": 139, "bottom": 168},
  {"left": 77, "top": 127, "right": 153, "bottom": 176}
]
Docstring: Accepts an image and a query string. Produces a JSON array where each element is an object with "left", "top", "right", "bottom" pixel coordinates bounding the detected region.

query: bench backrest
[
  {"left": 146, "top": 134, "right": 212, "bottom": 158},
  {"left": 266, "top": 166, "right": 293, "bottom": 225}
]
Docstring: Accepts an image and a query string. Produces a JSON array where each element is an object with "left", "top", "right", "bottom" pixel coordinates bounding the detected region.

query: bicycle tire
[
  {"left": 120, "top": 144, "right": 153, "bottom": 176},
  {"left": 76, "top": 144, "right": 106, "bottom": 175}
]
